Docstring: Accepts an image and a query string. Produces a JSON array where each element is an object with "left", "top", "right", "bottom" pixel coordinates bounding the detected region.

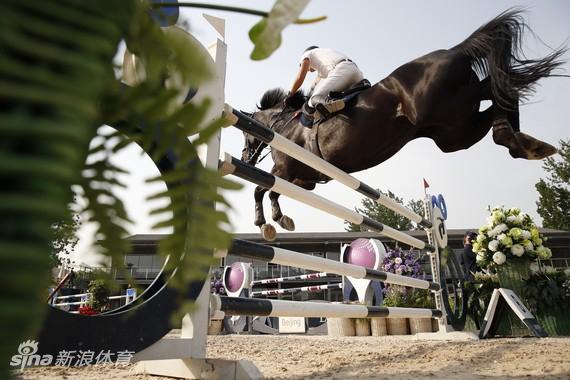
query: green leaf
[{"left": 249, "top": 0, "right": 309, "bottom": 60}]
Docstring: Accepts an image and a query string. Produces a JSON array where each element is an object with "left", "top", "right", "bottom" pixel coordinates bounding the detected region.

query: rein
[
  {"left": 251, "top": 141, "right": 271, "bottom": 164},
  {"left": 247, "top": 105, "right": 294, "bottom": 164}
]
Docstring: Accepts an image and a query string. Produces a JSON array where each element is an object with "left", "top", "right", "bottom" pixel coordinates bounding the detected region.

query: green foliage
[
  {"left": 535, "top": 139, "right": 570, "bottom": 230},
  {"left": 73, "top": 1, "right": 217, "bottom": 272},
  {"left": 465, "top": 271, "right": 499, "bottom": 326},
  {"left": 407, "top": 288, "right": 436, "bottom": 309},
  {"left": 87, "top": 279, "right": 110, "bottom": 312},
  {"left": 522, "top": 269, "right": 570, "bottom": 313},
  {"left": 382, "top": 285, "right": 409, "bottom": 307},
  {"left": 0, "top": 1, "right": 134, "bottom": 376},
  {"left": 345, "top": 190, "right": 424, "bottom": 232},
  {"left": 71, "top": 269, "right": 112, "bottom": 292},
  {"left": 50, "top": 206, "right": 80, "bottom": 267},
  {"left": 383, "top": 286, "right": 434, "bottom": 308}
]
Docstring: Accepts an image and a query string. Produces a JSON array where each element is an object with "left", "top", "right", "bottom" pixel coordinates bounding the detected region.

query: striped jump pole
[
  {"left": 219, "top": 153, "right": 432, "bottom": 251},
  {"left": 211, "top": 295, "right": 442, "bottom": 319},
  {"left": 223, "top": 104, "right": 432, "bottom": 229},
  {"left": 251, "top": 272, "right": 331, "bottom": 286},
  {"left": 251, "top": 283, "right": 342, "bottom": 297},
  {"left": 215, "top": 239, "right": 440, "bottom": 291}
]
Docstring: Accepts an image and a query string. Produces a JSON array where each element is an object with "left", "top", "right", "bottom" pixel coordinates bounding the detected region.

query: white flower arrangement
[{"left": 472, "top": 206, "right": 552, "bottom": 268}]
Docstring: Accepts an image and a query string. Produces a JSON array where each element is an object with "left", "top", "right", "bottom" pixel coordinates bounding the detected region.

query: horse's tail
[{"left": 455, "top": 8, "right": 566, "bottom": 109}]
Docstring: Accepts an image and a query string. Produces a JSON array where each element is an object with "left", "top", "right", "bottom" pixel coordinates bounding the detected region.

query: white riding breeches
[{"left": 308, "top": 61, "right": 364, "bottom": 107}]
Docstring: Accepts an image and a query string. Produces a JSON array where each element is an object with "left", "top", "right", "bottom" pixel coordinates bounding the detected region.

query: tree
[
  {"left": 50, "top": 208, "right": 81, "bottom": 268},
  {"left": 87, "top": 279, "right": 110, "bottom": 312},
  {"left": 535, "top": 139, "right": 570, "bottom": 230},
  {"left": 345, "top": 190, "right": 425, "bottom": 232}
]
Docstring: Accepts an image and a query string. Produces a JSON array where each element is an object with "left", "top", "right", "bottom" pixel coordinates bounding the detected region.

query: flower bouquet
[
  {"left": 472, "top": 206, "right": 552, "bottom": 269},
  {"left": 382, "top": 248, "right": 422, "bottom": 278}
]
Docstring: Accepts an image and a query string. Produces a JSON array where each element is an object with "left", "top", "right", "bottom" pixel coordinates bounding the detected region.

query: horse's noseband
[
  {"left": 241, "top": 111, "right": 268, "bottom": 165},
  {"left": 242, "top": 107, "right": 288, "bottom": 165}
]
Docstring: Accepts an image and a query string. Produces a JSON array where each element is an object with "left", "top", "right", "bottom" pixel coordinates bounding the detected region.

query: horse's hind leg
[
  {"left": 478, "top": 78, "right": 557, "bottom": 159},
  {"left": 492, "top": 102, "right": 557, "bottom": 159},
  {"left": 269, "top": 191, "right": 295, "bottom": 231},
  {"left": 254, "top": 185, "right": 277, "bottom": 241}
]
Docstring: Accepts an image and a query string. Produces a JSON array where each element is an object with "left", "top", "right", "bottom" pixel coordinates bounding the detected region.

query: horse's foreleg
[
  {"left": 254, "top": 186, "right": 277, "bottom": 241},
  {"left": 269, "top": 191, "right": 295, "bottom": 231}
]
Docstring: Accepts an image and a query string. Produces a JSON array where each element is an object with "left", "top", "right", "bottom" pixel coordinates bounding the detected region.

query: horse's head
[
  {"left": 240, "top": 111, "right": 267, "bottom": 165},
  {"left": 241, "top": 88, "right": 306, "bottom": 165}
]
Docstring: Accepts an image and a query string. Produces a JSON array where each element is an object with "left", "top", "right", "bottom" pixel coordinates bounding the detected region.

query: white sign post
[{"left": 479, "top": 288, "right": 547, "bottom": 338}]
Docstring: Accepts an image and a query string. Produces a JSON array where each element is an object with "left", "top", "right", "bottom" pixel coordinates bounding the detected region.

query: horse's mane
[{"left": 258, "top": 88, "right": 306, "bottom": 111}]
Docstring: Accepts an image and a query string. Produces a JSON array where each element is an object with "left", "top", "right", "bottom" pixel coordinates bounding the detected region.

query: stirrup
[
  {"left": 315, "top": 99, "right": 345, "bottom": 118},
  {"left": 326, "top": 99, "right": 345, "bottom": 113}
]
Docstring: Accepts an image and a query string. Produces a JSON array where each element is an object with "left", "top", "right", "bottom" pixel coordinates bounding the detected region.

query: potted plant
[
  {"left": 381, "top": 248, "right": 425, "bottom": 335},
  {"left": 522, "top": 267, "right": 570, "bottom": 336}
]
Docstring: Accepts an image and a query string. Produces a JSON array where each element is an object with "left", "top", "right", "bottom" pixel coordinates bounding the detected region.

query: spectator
[{"left": 461, "top": 231, "right": 478, "bottom": 281}]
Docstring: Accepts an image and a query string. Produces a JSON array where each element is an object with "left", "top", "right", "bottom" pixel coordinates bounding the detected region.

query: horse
[{"left": 241, "top": 9, "right": 566, "bottom": 241}]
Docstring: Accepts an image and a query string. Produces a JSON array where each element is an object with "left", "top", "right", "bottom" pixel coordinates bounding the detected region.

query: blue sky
[{"left": 76, "top": 1, "right": 570, "bottom": 265}]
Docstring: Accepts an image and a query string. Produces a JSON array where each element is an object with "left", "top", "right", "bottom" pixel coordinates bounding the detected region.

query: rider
[{"left": 287, "top": 46, "right": 363, "bottom": 122}]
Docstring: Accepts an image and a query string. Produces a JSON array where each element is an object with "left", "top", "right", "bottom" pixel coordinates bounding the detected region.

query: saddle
[
  {"left": 299, "top": 79, "right": 371, "bottom": 127},
  {"left": 329, "top": 78, "right": 372, "bottom": 100}
]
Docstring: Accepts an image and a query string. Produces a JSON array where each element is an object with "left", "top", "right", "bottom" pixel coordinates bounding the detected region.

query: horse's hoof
[
  {"left": 260, "top": 224, "right": 277, "bottom": 241},
  {"left": 278, "top": 215, "right": 295, "bottom": 231},
  {"left": 514, "top": 132, "right": 557, "bottom": 160}
]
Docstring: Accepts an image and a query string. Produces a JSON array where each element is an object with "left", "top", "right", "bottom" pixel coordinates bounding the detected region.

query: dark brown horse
[{"left": 242, "top": 9, "right": 566, "bottom": 240}]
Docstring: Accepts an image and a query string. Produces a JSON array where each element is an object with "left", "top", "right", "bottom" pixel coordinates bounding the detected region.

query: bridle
[
  {"left": 241, "top": 106, "right": 290, "bottom": 165},
  {"left": 240, "top": 110, "right": 269, "bottom": 165}
]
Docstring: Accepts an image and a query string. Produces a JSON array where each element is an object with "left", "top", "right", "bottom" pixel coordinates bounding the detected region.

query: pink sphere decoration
[
  {"left": 224, "top": 262, "right": 245, "bottom": 292},
  {"left": 344, "top": 238, "right": 378, "bottom": 269}
]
